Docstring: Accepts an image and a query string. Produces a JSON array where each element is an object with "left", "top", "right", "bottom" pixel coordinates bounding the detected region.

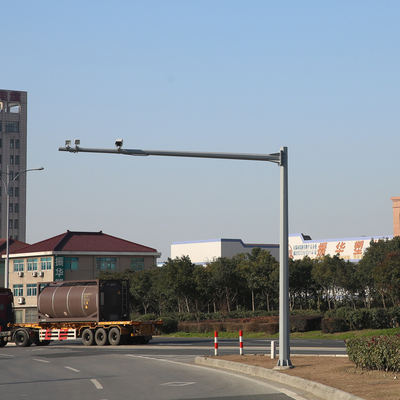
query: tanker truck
[{"left": 0, "top": 280, "right": 162, "bottom": 347}]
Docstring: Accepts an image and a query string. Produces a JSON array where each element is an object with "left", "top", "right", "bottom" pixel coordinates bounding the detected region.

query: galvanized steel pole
[{"left": 59, "top": 142, "right": 291, "bottom": 367}]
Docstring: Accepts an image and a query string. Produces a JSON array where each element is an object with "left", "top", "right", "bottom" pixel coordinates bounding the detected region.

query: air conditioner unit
[
  {"left": 18, "top": 271, "right": 24, "bottom": 277},
  {"left": 32, "top": 271, "right": 37, "bottom": 277},
  {"left": 17, "top": 297, "right": 25, "bottom": 305},
  {"left": 38, "top": 271, "right": 44, "bottom": 277}
]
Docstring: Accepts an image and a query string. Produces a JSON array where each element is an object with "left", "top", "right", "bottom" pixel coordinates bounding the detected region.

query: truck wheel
[
  {"left": 82, "top": 329, "right": 94, "bottom": 346},
  {"left": 108, "top": 327, "right": 121, "bottom": 346},
  {"left": 15, "top": 330, "right": 31, "bottom": 347},
  {"left": 95, "top": 328, "right": 108, "bottom": 346},
  {"left": 0, "top": 338, "right": 7, "bottom": 347}
]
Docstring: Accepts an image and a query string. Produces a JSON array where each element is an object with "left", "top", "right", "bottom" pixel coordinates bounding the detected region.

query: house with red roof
[
  {"left": 0, "top": 239, "right": 29, "bottom": 287},
  {"left": 6, "top": 231, "right": 160, "bottom": 323}
]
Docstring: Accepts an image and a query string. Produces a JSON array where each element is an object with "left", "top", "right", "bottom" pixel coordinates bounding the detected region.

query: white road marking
[
  {"left": 160, "top": 382, "right": 196, "bottom": 386},
  {"left": 65, "top": 366, "right": 81, "bottom": 372},
  {"left": 33, "top": 358, "right": 50, "bottom": 363},
  {"left": 91, "top": 379, "right": 103, "bottom": 389}
]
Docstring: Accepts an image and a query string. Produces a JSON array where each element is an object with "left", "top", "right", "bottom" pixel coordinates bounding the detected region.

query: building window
[
  {"left": 27, "top": 284, "right": 37, "bottom": 297},
  {"left": 27, "top": 258, "right": 38, "bottom": 271},
  {"left": 0, "top": 122, "right": 1, "bottom": 132},
  {"left": 41, "top": 257, "right": 52, "bottom": 270},
  {"left": 9, "top": 203, "right": 13, "bottom": 213},
  {"left": 9, "top": 187, "right": 13, "bottom": 196},
  {"left": 14, "top": 310, "right": 23, "bottom": 324},
  {"left": 9, "top": 219, "right": 13, "bottom": 229},
  {"left": 131, "top": 258, "right": 145, "bottom": 271},
  {"left": 10, "top": 139, "right": 14, "bottom": 148},
  {"left": 64, "top": 257, "right": 79, "bottom": 270},
  {"left": 14, "top": 203, "right": 19, "bottom": 213},
  {"left": 15, "top": 156, "right": 19, "bottom": 165},
  {"left": 13, "top": 284, "right": 23, "bottom": 297},
  {"left": 25, "top": 308, "right": 37, "bottom": 323},
  {"left": 10, "top": 155, "right": 13, "bottom": 165},
  {"left": 0, "top": 155, "right": 1, "bottom": 164},
  {"left": 15, "top": 187, "right": 19, "bottom": 197},
  {"left": 96, "top": 257, "right": 116, "bottom": 271},
  {"left": 5, "top": 122, "right": 19, "bottom": 133},
  {"left": 13, "top": 259, "right": 24, "bottom": 272},
  {"left": 15, "top": 139, "right": 19, "bottom": 149},
  {"left": 14, "top": 219, "right": 18, "bottom": 229}
]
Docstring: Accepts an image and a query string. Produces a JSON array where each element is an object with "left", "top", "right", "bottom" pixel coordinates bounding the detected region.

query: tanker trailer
[{"left": 1, "top": 280, "right": 162, "bottom": 347}]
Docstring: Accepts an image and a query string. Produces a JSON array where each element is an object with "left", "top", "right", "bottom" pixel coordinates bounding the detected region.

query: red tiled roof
[
  {"left": 10, "top": 231, "right": 158, "bottom": 254},
  {"left": 0, "top": 239, "right": 30, "bottom": 255}
]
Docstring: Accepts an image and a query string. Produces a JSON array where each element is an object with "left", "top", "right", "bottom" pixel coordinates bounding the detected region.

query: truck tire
[
  {"left": 108, "top": 327, "right": 121, "bottom": 346},
  {"left": 15, "top": 330, "right": 31, "bottom": 347},
  {"left": 82, "top": 328, "right": 94, "bottom": 346},
  {"left": 95, "top": 328, "right": 108, "bottom": 346}
]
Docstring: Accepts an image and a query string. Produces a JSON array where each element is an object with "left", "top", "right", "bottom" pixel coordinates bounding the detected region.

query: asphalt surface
[{"left": 0, "top": 337, "right": 346, "bottom": 400}]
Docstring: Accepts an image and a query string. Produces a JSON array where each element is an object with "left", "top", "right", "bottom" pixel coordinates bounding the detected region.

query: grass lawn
[{"left": 163, "top": 327, "right": 400, "bottom": 340}]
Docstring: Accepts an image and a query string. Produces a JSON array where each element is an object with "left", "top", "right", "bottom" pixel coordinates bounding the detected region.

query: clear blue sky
[{"left": 3, "top": 1, "right": 399, "bottom": 261}]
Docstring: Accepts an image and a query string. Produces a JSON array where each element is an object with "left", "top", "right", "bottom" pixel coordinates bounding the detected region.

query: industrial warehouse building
[
  {"left": 171, "top": 196, "right": 400, "bottom": 264},
  {"left": 6, "top": 230, "right": 160, "bottom": 323}
]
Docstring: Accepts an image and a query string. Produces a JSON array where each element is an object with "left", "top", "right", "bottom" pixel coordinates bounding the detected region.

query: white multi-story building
[{"left": 0, "top": 89, "right": 28, "bottom": 242}]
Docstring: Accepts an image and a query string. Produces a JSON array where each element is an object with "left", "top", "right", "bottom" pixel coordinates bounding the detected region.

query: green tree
[
  {"left": 312, "top": 254, "right": 346, "bottom": 310},
  {"left": 358, "top": 237, "right": 400, "bottom": 308},
  {"left": 289, "top": 257, "right": 317, "bottom": 310}
]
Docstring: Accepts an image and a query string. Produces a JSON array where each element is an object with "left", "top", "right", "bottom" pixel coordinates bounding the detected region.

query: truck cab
[{"left": 0, "top": 288, "right": 14, "bottom": 346}]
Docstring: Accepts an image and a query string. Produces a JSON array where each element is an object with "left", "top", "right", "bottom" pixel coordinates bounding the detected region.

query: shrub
[
  {"left": 346, "top": 335, "right": 400, "bottom": 372},
  {"left": 290, "top": 315, "right": 323, "bottom": 332},
  {"left": 160, "top": 317, "right": 178, "bottom": 334},
  {"left": 321, "top": 317, "right": 349, "bottom": 334}
]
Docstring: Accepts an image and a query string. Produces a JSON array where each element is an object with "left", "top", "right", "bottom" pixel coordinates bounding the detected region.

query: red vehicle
[{"left": 0, "top": 280, "right": 161, "bottom": 347}]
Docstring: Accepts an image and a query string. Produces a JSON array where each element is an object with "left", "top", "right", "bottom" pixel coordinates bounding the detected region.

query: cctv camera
[{"left": 115, "top": 139, "right": 123, "bottom": 148}]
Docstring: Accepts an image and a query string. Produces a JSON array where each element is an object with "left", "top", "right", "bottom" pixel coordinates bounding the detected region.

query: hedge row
[
  {"left": 326, "top": 306, "right": 400, "bottom": 330},
  {"left": 346, "top": 335, "right": 400, "bottom": 372}
]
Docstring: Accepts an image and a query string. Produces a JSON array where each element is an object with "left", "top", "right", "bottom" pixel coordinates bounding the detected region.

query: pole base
[{"left": 273, "top": 359, "right": 293, "bottom": 370}]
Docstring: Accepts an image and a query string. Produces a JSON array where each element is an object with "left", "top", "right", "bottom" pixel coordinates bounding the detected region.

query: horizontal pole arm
[{"left": 59, "top": 147, "right": 281, "bottom": 163}]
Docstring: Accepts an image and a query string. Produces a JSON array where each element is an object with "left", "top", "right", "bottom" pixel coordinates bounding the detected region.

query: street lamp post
[
  {"left": 59, "top": 140, "right": 291, "bottom": 368},
  {"left": 1, "top": 166, "right": 44, "bottom": 289}
]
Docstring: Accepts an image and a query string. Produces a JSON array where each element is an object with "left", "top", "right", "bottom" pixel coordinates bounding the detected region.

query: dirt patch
[{"left": 212, "top": 355, "right": 400, "bottom": 400}]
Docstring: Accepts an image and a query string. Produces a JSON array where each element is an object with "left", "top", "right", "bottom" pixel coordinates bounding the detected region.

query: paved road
[{"left": 0, "top": 338, "right": 344, "bottom": 399}]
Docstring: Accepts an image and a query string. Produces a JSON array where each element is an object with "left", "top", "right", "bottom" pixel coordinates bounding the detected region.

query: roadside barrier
[{"left": 214, "top": 331, "right": 218, "bottom": 356}]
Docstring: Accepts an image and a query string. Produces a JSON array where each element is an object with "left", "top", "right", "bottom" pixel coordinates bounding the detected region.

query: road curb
[{"left": 195, "top": 357, "right": 365, "bottom": 400}]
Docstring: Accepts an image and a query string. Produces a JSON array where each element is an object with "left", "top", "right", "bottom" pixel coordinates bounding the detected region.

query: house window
[
  {"left": 27, "top": 258, "right": 38, "bottom": 271},
  {"left": 64, "top": 257, "right": 79, "bottom": 270},
  {"left": 13, "top": 284, "right": 23, "bottom": 297},
  {"left": 27, "top": 284, "right": 37, "bottom": 297},
  {"left": 96, "top": 257, "right": 116, "bottom": 271},
  {"left": 13, "top": 259, "right": 24, "bottom": 272},
  {"left": 6, "top": 122, "right": 19, "bottom": 133},
  {"left": 131, "top": 258, "right": 145, "bottom": 271},
  {"left": 41, "top": 257, "right": 52, "bottom": 270}
]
